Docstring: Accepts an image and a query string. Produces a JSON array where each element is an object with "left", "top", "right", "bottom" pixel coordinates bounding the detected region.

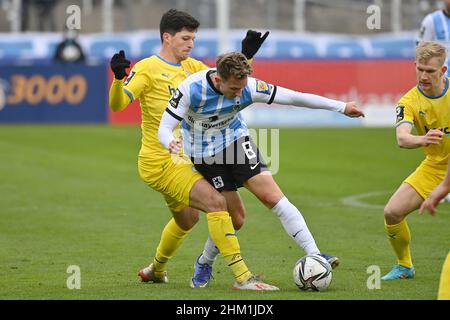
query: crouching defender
[{"left": 159, "top": 52, "right": 365, "bottom": 288}]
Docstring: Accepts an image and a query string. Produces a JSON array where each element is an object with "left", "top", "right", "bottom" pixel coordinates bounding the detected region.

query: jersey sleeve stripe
[
  {"left": 268, "top": 85, "right": 277, "bottom": 104},
  {"left": 395, "top": 120, "right": 414, "bottom": 128},
  {"left": 123, "top": 88, "right": 134, "bottom": 102},
  {"left": 166, "top": 108, "right": 183, "bottom": 121}
]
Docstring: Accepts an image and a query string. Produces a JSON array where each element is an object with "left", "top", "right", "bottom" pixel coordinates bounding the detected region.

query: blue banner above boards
[
  {"left": 0, "top": 30, "right": 417, "bottom": 63},
  {"left": 0, "top": 64, "right": 107, "bottom": 123}
]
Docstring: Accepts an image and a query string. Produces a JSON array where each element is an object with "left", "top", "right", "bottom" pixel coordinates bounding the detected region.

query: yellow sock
[
  {"left": 438, "top": 252, "right": 450, "bottom": 300},
  {"left": 206, "top": 211, "right": 251, "bottom": 283},
  {"left": 152, "top": 218, "right": 191, "bottom": 272},
  {"left": 385, "top": 219, "right": 413, "bottom": 268}
]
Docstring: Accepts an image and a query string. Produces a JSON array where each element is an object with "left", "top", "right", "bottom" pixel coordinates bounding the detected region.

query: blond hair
[
  {"left": 216, "top": 52, "right": 253, "bottom": 80},
  {"left": 416, "top": 42, "right": 447, "bottom": 66}
]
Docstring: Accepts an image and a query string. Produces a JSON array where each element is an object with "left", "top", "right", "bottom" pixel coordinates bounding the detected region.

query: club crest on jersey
[
  {"left": 169, "top": 89, "right": 183, "bottom": 109},
  {"left": 256, "top": 80, "right": 271, "bottom": 95},
  {"left": 396, "top": 105, "right": 405, "bottom": 123},
  {"left": 212, "top": 176, "right": 224, "bottom": 189}
]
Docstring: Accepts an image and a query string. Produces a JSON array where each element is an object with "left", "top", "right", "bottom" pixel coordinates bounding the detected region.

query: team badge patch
[
  {"left": 212, "top": 176, "right": 224, "bottom": 189},
  {"left": 169, "top": 89, "right": 183, "bottom": 109},
  {"left": 396, "top": 105, "right": 405, "bottom": 123},
  {"left": 256, "top": 80, "right": 271, "bottom": 95}
]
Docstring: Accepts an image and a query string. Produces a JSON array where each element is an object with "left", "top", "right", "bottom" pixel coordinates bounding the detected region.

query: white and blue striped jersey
[
  {"left": 165, "top": 69, "right": 277, "bottom": 158},
  {"left": 419, "top": 10, "right": 450, "bottom": 42},
  {"left": 159, "top": 68, "right": 346, "bottom": 158},
  {"left": 419, "top": 10, "right": 450, "bottom": 71}
]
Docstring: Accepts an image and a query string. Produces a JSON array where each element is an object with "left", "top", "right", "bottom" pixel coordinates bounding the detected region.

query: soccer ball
[{"left": 293, "top": 254, "right": 333, "bottom": 291}]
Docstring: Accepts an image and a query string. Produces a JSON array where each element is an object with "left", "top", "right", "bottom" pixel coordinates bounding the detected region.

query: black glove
[
  {"left": 241, "top": 30, "right": 269, "bottom": 59},
  {"left": 110, "top": 50, "right": 131, "bottom": 80}
]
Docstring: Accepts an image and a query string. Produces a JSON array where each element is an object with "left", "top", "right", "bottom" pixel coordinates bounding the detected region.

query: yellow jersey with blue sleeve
[
  {"left": 117, "top": 55, "right": 208, "bottom": 212},
  {"left": 396, "top": 77, "right": 450, "bottom": 198},
  {"left": 123, "top": 55, "right": 208, "bottom": 160}
]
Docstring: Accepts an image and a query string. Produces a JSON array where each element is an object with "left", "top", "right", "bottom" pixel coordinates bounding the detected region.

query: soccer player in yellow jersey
[
  {"left": 382, "top": 42, "right": 450, "bottom": 280},
  {"left": 108, "top": 9, "right": 277, "bottom": 290},
  {"left": 437, "top": 252, "right": 450, "bottom": 299},
  {"left": 419, "top": 162, "right": 450, "bottom": 299}
]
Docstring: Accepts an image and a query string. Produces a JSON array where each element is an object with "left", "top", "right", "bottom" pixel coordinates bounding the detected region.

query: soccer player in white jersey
[
  {"left": 419, "top": 0, "right": 450, "bottom": 42},
  {"left": 158, "top": 52, "right": 365, "bottom": 288},
  {"left": 418, "top": 0, "right": 450, "bottom": 73}
]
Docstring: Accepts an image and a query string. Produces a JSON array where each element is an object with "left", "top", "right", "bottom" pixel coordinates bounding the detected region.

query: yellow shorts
[
  {"left": 138, "top": 154, "right": 203, "bottom": 213},
  {"left": 404, "top": 160, "right": 447, "bottom": 199}
]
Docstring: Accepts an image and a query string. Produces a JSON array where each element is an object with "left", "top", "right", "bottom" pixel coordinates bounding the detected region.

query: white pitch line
[
  {"left": 340, "top": 190, "right": 392, "bottom": 210},
  {"left": 341, "top": 190, "right": 450, "bottom": 214}
]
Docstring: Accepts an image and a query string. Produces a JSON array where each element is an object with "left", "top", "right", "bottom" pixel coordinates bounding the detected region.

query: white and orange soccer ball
[{"left": 293, "top": 254, "right": 333, "bottom": 291}]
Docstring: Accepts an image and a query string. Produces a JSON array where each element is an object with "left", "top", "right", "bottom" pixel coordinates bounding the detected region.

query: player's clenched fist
[
  {"left": 422, "top": 128, "right": 443, "bottom": 146},
  {"left": 168, "top": 138, "right": 182, "bottom": 154},
  {"left": 110, "top": 50, "right": 131, "bottom": 80},
  {"left": 343, "top": 101, "right": 365, "bottom": 118}
]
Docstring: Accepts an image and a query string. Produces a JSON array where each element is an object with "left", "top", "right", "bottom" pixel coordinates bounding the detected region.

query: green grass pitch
[{"left": 0, "top": 126, "right": 448, "bottom": 299}]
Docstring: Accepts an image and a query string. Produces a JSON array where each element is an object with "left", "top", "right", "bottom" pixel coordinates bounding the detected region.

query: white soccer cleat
[
  {"left": 232, "top": 275, "right": 279, "bottom": 291},
  {"left": 138, "top": 263, "right": 168, "bottom": 283}
]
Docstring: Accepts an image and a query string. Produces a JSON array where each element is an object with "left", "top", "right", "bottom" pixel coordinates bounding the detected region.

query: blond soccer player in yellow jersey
[
  {"left": 108, "top": 9, "right": 277, "bottom": 290},
  {"left": 419, "top": 161, "right": 450, "bottom": 299},
  {"left": 382, "top": 41, "right": 450, "bottom": 280}
]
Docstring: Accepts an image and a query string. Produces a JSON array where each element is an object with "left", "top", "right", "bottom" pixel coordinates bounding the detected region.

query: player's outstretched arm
[
  {"left": 269, "top": 85, "right": 364, "bottom": 117},
  {"left": 109, "top": 50, "right": 131, "bottom": 112}
]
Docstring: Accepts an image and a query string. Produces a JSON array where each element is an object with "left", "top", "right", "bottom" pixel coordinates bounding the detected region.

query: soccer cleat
[
  {"left": 232, "top": 275, "right": 279, "bottom": 291},
  {"left": 381, "top": 264, "right": 415, "bottom": 281},
  {"left": 138, "top": 263, "right": 168, "bottom": 283},
  {"left": 318, "top": 253, "right": 340, "bottom": 269},
  {"left": 190, "top": 255, "right": 213, "bottom": 288}
]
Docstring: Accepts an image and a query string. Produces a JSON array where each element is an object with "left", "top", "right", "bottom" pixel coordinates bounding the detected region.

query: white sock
[
  {"left": 272, "top": 196, "right": 320, "bottom": 255},
  {"left": 198, "top": 235, "right": 220, "bottom": 265}
]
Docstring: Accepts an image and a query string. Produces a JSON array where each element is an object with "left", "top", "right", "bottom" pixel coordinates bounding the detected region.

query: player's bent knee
[{"left": 383, "top": 205, "right": 404, "bottom": 224}]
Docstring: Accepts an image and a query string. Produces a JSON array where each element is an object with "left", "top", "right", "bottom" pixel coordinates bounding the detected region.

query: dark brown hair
[{"left": 159, "top": 9, "right": 200, "bottom": 43}]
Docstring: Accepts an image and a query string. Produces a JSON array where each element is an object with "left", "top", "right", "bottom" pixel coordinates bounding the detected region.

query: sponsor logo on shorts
[{"left": 250, "top": 162, "right": 260, "bottom": 170}]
